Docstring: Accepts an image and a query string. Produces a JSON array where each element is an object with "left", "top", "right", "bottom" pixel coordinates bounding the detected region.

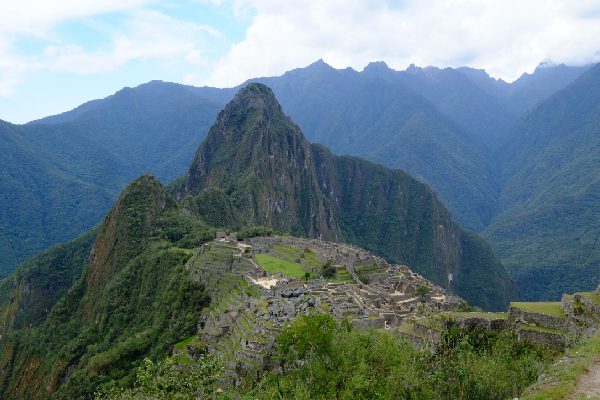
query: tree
[
  {"left": 416, "top": 285, "right": 430, "bottom": 301},
  {"left": 321, "top": 261, "right": 335, "bottom": 279},
  {"left": 94, "top": 356, "right": 229, "bottom": 400}
]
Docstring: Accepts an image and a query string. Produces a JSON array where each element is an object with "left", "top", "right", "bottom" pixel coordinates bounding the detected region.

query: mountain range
[
  {"left": 0, "top": 84, "right": 514, "bottom": 398},
  {"left": 0, "top": 60, "right": 597, "bottom": 301}
]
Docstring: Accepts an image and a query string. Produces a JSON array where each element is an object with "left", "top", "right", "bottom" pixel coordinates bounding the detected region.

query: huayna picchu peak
[
  {"left": 174, "top": 82, "right": 517, "bottom": 310},
  {"left": 175, "top": 83, "right": 338, "bottom": 241}
]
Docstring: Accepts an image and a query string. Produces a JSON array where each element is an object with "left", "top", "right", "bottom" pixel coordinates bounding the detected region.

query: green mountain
[
  {"left": 1, "top": 60, "right": 594, "bottom": 303},
  {"left": 0, "top": 84, "right": 222, "bottom": 277},
  {"left": 0, "top": 120, "right": 120, "bottom": 278},
  {"left": 0, "top": 175, "right": 211, "bottom": 399},
  {"left": 0, "top": 83, "right": 519, "bottom": 399},
  {"left": 174, "top": 83, "right": 516, "bottom": 310},
  {"left": 174, "top": 83, "right": 337, "bottom": 241},
  {"left": 249, "top": 61, "right": 501, "bottom": 231},
  {"left": 484, "top": 64, "right": 600, "bottom": 300}
]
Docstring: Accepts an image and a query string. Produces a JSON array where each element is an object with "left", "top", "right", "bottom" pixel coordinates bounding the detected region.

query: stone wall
[
  {"left": 508, "top": 307, "right": 573, "bottom": 332},
  {"left": 517, "top": 328, "right": 566, "bottom": 350}
]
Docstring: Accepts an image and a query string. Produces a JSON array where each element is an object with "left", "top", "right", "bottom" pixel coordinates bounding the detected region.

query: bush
[
  {"left": 242, "top": 315, "right": 550, "bottom": 400},
  {"left": 321, "top": 261, "right": 335, "bottom": 279}
]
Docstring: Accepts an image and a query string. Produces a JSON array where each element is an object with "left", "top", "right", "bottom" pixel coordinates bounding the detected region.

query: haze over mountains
[{"left": 0, "top": 60, "right": 597, "bottom": 301}]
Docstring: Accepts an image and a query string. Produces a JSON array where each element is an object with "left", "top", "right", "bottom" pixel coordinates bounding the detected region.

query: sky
[{"left": 1, "top": 0, "right": 600, "bottom": 123}]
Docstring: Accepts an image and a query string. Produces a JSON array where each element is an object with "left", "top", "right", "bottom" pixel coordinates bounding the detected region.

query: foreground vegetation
[
  {"left": 522, "top": 331, "right": 600, "bottom": 400},
  {"left": 96, "top": 314, "right": 553, "bottom": 400}
]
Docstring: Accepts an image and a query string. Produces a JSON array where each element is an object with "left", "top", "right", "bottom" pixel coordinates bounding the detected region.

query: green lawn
[
  {"left": 174, "top": 335, "right": 196, "bottom": 351},
  {"left": 272, "top": 245, "right": 325, "bottom": 271},
  {"left": 273, "top": 244, "right": 302, "bottom": 259},
  {"left": 335, "top": 269, "right": 353, "bottom": 282},
  {"left": 255, "top": 254, "right": 308, "bottom": 279},
  {"left": 511, "top": 302, "right": 566, "bottom": 317},
  {"left": 576, "top": 292, "right": 600, "bottom": 305},
  {"left": 519, "top": 323, "right": 565, "bottom": 334},
  {"left": 446, "top": 312, "right": 509, "bottom": 320}
]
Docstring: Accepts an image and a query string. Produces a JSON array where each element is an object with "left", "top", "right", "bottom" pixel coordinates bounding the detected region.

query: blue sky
[{"left": 1, "top": 0, "right": 600, "bottom": 123}]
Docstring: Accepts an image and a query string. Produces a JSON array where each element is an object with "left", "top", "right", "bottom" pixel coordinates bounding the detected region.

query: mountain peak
[
  {"left": 305, "top": 58, "right": 335, "bottom": 72},
  {"left": 177, "top": 83, "right": 337, "bottom": 240},
  {"left": 230, "top": 82, "right": 280, "bottom": 112},
  {"left": 84, "top": 174, "right": 174, "bottom": 308},
  {"left": 363, "top": 60, "right": 391, "bottom": 72}
]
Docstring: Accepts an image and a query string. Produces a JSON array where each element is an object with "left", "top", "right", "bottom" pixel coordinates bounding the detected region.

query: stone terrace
[{"left": 176, "top": 236, "right": 461, "bottom": 380}]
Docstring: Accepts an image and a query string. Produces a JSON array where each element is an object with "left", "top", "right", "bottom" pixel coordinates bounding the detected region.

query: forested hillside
[
  {"left": 0, "top": 85, "right": 221, "bottom": 277},
  {"left": 485, "top": 64, "right": 600, "bottom": 299},
  {"left": 0, "top": 60, "right": 596, "bottom": 302}
]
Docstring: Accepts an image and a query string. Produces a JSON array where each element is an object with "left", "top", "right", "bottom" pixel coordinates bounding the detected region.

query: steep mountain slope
[
  {"left": 363, "top": 62, "right": 515, "bottom": 151},
  {"left": 251, "top": 61, "right": 499, "bottom": 231},
  {"left": 0, "top": 229, "right": 97, "bottom": 338},
  {"left": 0, "top": 176, "right": 211, "bottom": 400},
  {"left": 0, "top": 84, "right": 222, "bottom": 278},
  {"left": 485, "top": 64, "right": 600, "bottom": 300},
  {"left": 175, "top": 83, "right": 337, "bottom": 241},
  {"left": 1, "top": 60, "right": 592, "bottom": 302},
  {"left": 31, "top": 81, "right": 223, "bottom": 183},
  {"left": 0, "top": 121, "right": 120, "bottom": 277},
  {"left": 175, "top": 83, "right": 517, "bottom": 310}
]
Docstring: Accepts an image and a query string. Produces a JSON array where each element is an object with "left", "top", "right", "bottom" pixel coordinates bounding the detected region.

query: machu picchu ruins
[
  {"left": 173, "top": 233, "right": 600, "bottom": 382},
  {"left": 176, "top": 235, "right": 461, "bottom": 378}
]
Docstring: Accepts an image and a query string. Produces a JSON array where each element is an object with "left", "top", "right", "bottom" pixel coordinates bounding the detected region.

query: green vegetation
[
  {"left": 92, "top": 314, "right": 553, "bottom": 400},
  {"left": 576, "top": 292, "right": 600, "bottom": 305},
  {"left": 255, "top": 254, "right": 307, "bottom": 279},
  {"left": 446, "top": 312, "right": 509, "bottom": 320},
  {"left": 416, "top": 284, "right": 431, "bottom": 298},
  {"left": 237, "top": 226, "right": 275, "bottom": 240},
  {"left": 321, "top": 260, "right": 335, "bottom": 279},
  {"left": 0, "top": 85, "right": 223, "bottom": 278},
  {"left": 485, "top": 64, "right": 600, "bottom": 301},
  {"left": 511, "top": 302, "right": 566, "bottom": 317},
  {"left": 0, "top": 228, "right": 98, "bottom": 337},
  {"left": 519, "top": 324, "right": 565, "bottom": 334},
  {"left": 171, "top": 83, "right": 515, "bottom": 309},
  {"left": 0, "top": 176, "right": 213, "bottom": 400},
  {"left": 523, "top": 332, "right": 600, "bottom": 399},
  {"left": 237, "top": 314, "right": 551, "bottom": 400},
  {"left": 95, "top": 356, "right": 226, "bottom": 400}
]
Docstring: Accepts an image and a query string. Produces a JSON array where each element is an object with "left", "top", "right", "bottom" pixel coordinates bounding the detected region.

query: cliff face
[
  {"left": 311, "top": 144, "right": 462, "bottom": 288},
  {"left": 0, "top": 229, "right": 96, "bottom": 339},
  {"left": 177, "top": 83, "right": 338, "bottom": 240},
  {"left": 175, "top": 83, "right": 516, "bottom": 310}
]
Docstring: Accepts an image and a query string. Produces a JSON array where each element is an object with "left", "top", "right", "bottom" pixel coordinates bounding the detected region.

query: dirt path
[{"left": 572, "top": 358, "right": 600, "bottom": 399}]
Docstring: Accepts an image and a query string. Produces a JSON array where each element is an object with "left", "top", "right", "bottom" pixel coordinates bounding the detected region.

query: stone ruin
[{"left": 188, "top": 236, "right": 461, "bottom": 380}]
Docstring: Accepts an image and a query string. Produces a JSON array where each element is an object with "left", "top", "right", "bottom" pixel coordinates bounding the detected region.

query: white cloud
[
  {"left": 0, "top": 4, "right": 221, "bottom": 95},
  {"left": 0, "top": 0, "right": 151, "bottom": 36},
  {"left": 40, "top": 10, "right": 218, "bottom": 74},
  {"left": 207, "top": 0, "right": 600, "bottom": 86}
]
